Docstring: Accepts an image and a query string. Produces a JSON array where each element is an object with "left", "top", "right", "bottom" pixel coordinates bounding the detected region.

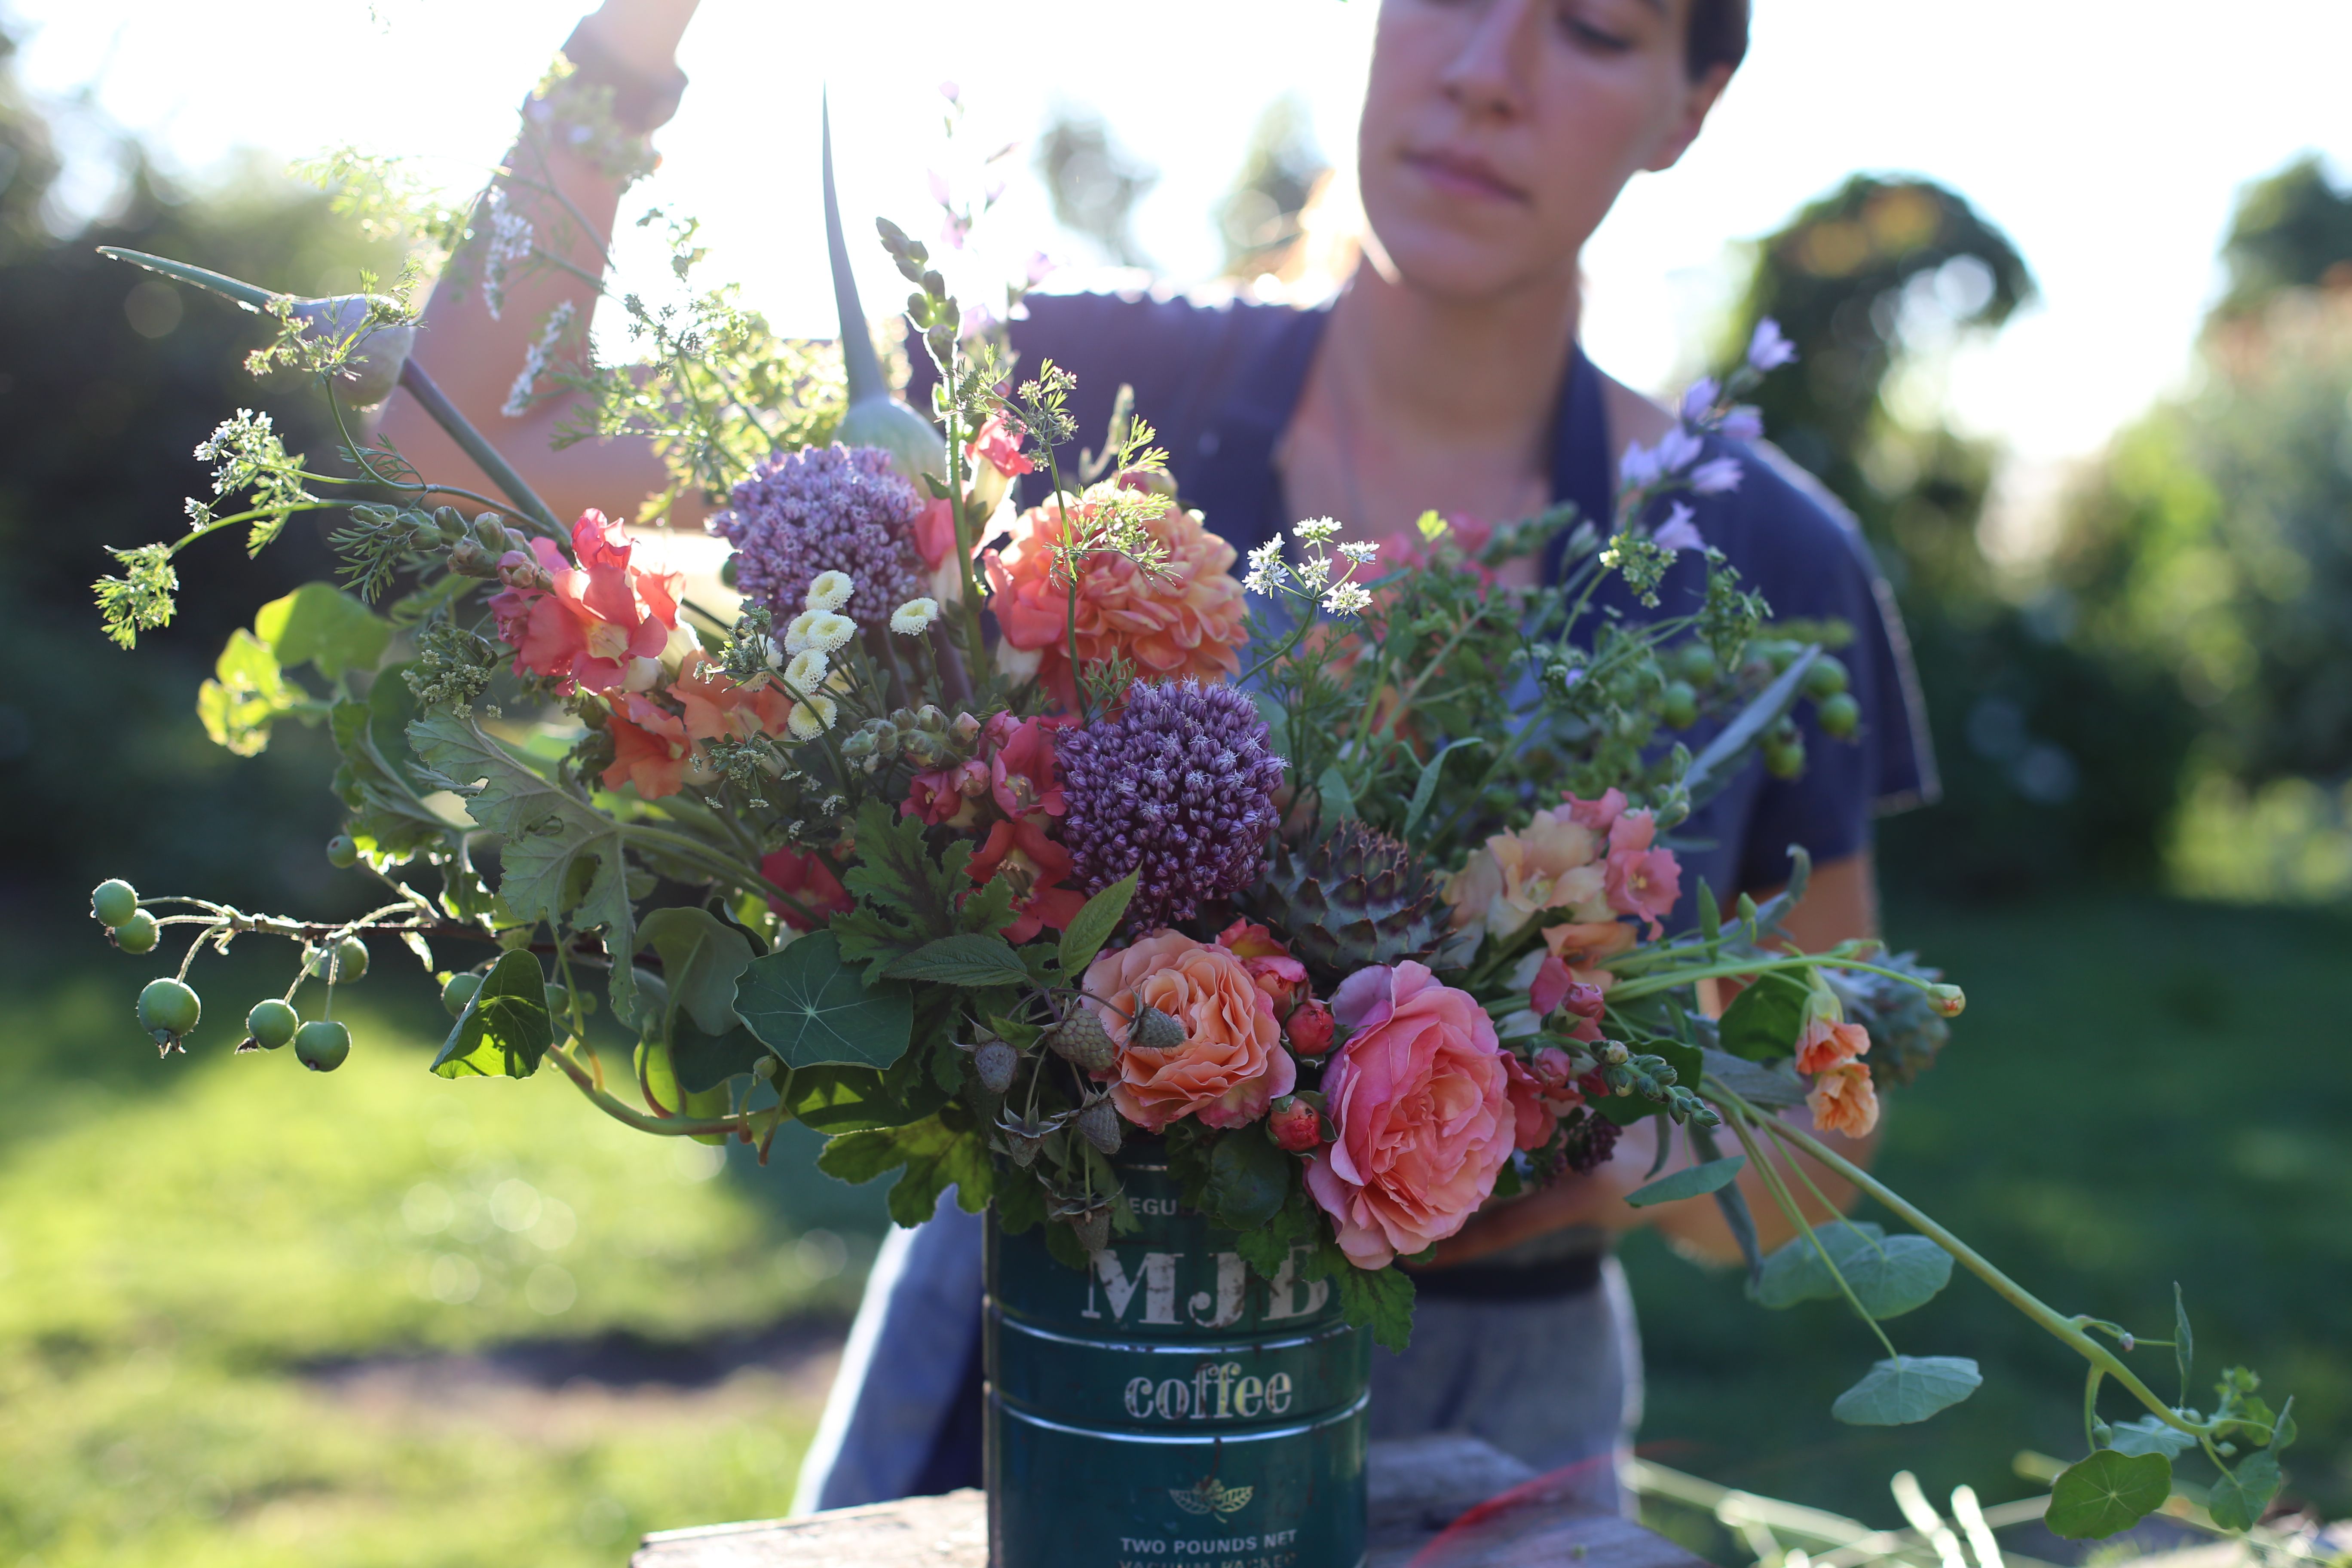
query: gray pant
[{"left": 793, "top": 1205, "right": 1641, "bottom": 1513}]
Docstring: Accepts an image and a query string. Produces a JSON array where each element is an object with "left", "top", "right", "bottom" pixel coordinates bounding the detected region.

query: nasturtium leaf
[
  {"left": 637, "top": 906, "right": 755, "bottom": 1036},
  {"left": 736, "top": 930, "right": 914, "bottom": 1069},
  {"left": 1750, "top": 1223, "right": 1954, "bottom": 1319},
  {"left": 1718, "top": 969, "right": 1810, "bottom": 1061},
  {"left": 2046, "top": 1449, "right": 2172, "bottom": 1539},
  {"left": 1204, "top": 1128, "right": 1292, "bottom": 1230},
  {"left": 254, "top": 581, "right": 391, "bottom": 680},
  {"left": 2207, "top": 1451, "right": 2282, "bottom": 1532},
  {"left": 1829, "top": 1355, "right": 1981, "bottom": 1426},
  {"left": 669, "top": 1013, "right": 769, "bottom": 1093},
  {"left": 432, "top": 949, "right": 552, "bottom": 1079},
  {"left": 1626, "top": 1155, "right": 1746, "bottom": 1208},
  {"left": 2108, "top": 1416, "right": 2197, "bottom": 1459},
  {"left": 1060, "top": 873, "right": 1138, "bottom": 977},
  {"left": 880, "top": 932, "right": 1032, "bottom": 989}
]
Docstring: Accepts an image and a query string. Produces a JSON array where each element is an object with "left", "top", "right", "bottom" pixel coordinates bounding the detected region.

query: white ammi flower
[
  {"left": 1293, "top": 515, "right": 1341, "bottom": 545},
  {"left": 804, "top": 570, "right": 856, "bottom": 614},
  {"left": 890, "top": 597, "right": 941, "bottom": 635}
]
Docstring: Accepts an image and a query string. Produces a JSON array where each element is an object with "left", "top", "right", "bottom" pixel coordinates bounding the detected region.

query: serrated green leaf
[
  {"left": 432, "top": 949, "right": 551, "bottom": 1078},
  {"left": 199, "top": 629, "right": 302, "bottom": 756},
  {"left": 816, "top": 1114, "right": 993, "bottom": 1226},
  {"left": 636, "top": 906, "right": 755, "bottom": 1036},
  {"left": 2208, "top": 1451, "right": 2282, "bottom": 1532},
  {"left": 879, "top": 932, "right": 1032, "bottom": 988},
  {"left": 254, "top": 580, "right": 390, "bottom": 680},
  {"left": 1204, "top": 1128, "right": 1292, "bottom": 1230},
  {"left": 2108, "top": 1416, "right": 2196, "bottom": 1459},
  {"left": 1829, "top": 1355, "right": 1980, "bottom": 1426},
  {"left": 2046, "top": 1449, "right": 2172, "bottom": 1539},
  {"left": 409, "top": 713, "right": 638, "bottom": 1021},
  {"left": 834, "top": 800, "right": 1014, "bottom": 977},
  {"left": 1718, "top": 969, "right": 1810, "bottom": 1061},
  {"left": 1305, "top": 1243, "right": 1413, "bottom": 1352},
  {"left": 736, "top": 930, "right": 913, "bottom": 1069},
  {"left": 1060, "top": 872, "right": 1137, "bottom": 977},
  {"left": 1626, "top": 1154, "right": 1745, "bottom": 1207},
  {"left": 782, "top": 1064, "right": 924, "bottom": 1132}
]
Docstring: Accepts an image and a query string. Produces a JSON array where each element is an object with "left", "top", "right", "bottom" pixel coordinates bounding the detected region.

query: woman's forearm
[{"left": 373, "top": 1, "right": 700, "bottom": 529}]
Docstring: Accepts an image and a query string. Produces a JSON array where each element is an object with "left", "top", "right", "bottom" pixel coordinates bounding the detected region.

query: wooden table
[{"left": 632, "top": 1435, "right": 1713, "bottom": 1568}]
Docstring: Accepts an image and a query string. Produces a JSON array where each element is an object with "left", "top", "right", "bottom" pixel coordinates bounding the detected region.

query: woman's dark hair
[{"left": 1687, "top": 0, "right": 1750, "bottom": 79}]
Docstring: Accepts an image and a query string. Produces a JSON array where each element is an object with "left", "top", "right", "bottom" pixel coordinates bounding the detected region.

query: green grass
[
  {"left": 1624, "top": 892, "right": 2352, "bottom": 1535},
  {"left": 3, "top": 893, "right": 2343, "bottom": 1564},
  {"left": 0, "top": 941, "right": 886, "bottom": 1568}
]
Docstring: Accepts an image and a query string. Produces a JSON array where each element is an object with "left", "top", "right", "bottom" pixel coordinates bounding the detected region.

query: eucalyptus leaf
[
  {"left": 1829, "top": 1355, "right": 1980, "bottom": 1426},
  {"left": 2046, "top": 1449, "right": 2172, "bottom": 1539},
  {"left": 880, "top": 932, "right": 1032, "bottom": 989},
  {"left": 1060, "top": 873, "right": 1138, "bottom": 977},
  {"left": 2207, "top": 1452, "right": 2282, "bottom": 1532},
  {"left": 432, "top": 949, "right": 551, "bottom": 1079},
  {"left": 737, "top": 930, "right": 913, "bottom": 1069}
]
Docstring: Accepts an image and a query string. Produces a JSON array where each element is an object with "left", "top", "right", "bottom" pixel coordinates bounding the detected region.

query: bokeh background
[{"left": 3, "top": 3, "right": 2350, "bottom": 1564}]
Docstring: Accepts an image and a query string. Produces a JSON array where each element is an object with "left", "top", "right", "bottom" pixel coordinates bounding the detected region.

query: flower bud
[
  {"left": 447, "top": 537, "right": 500, "bottom": 578},
  {"left": 1562, "top": 982, "right": 1606, "bottom": 1021},
  {"left": 472, "top": 513, "right": 511, "bottom": 552},
  {"left": 950, "top": 712, "right": 984, "bottom": 747},
  {"left": 1266, "top": 1095, "right": 1323, "bottom": 1153},
  {"left": 1285, "top": 998, "right": 1336, "bottom": 1057},
  {"left": 432, "top": 506, "right": 469, "bottom": 544},
  {"left": 1600, "top": 1040, "right": 1630, "bottom": 1066},
  {"left": 1927, "top": 983, "right": 1966, "bottom": 1017}
]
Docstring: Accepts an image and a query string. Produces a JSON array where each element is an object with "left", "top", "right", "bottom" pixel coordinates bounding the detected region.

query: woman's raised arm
[{"left": 373, "top": 0, "right": 704, "bottom": 530}]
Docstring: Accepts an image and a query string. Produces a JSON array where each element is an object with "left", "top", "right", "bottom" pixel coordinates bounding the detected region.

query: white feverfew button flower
[
  {"left": 784, "top": 649, "right": 829, "bottom": 692},
  {"left": 803, "top": 612, "right": 858, "bottom": 653},
  {"left": 804, "top": 570, "right": 856, "bottom": 614},
  {"left": 783, "top": 611, "right": 822, "bottom": 655},
  {"left": 890, "top": 597, "right": 941, "bottom": 635},
  {"left": 787, "top": 694, "right": 840, "bottom": 740}
]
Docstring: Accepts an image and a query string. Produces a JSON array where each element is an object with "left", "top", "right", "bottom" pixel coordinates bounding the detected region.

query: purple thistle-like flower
[
  {"left": 1059, "top": 679, "right": 1287, "bottom": 931},
  {"left": 710, "top": 444, "right": 925, "bottom": 627}
]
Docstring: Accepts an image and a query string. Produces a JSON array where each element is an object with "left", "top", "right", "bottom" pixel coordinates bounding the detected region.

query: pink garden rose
[
  {"left": 1084, "top": 931, "right": 1295, "bottom": 1133},
  {"left": 1305, "top": 962, "right": 1516, "bottom": 1268}
]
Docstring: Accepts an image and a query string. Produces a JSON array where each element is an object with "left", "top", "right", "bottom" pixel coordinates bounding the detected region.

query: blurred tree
[
  {"left": 1215, "top": 95, "right": 1326, "bottom": 280},
  {"left": 0, "top": 19, "right": 394, "bottom": 923},
  {"left": 1034, "top": 108, "right": 1155, "bottom": 269},
  {"left": 1720, "top": 175, "right": 2199, "bottom": 894},
  {"left": 2212, "top": 153, "right": 2352, "bottom": 320}
]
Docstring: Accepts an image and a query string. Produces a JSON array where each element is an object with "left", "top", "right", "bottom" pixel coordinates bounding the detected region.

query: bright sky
[{"left": 15, "top": 0, "right": 2352, "bottom": 484}]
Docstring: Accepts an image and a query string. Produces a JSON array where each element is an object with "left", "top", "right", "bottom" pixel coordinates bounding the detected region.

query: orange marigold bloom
[
  {"left": 984, "top": 477, "right": 1247, "bottom": 712},
  {"left": 1807, "top": 1061, "right": 1880, "bottom": 1138}
]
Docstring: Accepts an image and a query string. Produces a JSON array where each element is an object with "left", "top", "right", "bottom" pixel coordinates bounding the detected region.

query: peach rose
[
  {"left": 1084, "top": 931, "right": 1295, "bottom": 1133},
  {"left": 984, "top": 477, "right": 1248, "bottom": 712},
  {"left": 1305, "top": 962, "right": 1516, "bottom": 1268},
  {"left": 1807, "top": 1061, "right": 1880, "bottom": 1137},
  {"left": 1443, "top": 806, "right": 1609, "bottom": 940}
]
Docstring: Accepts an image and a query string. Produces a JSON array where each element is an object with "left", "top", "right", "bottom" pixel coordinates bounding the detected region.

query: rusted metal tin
[{"left": 985, "top": 1150, "right": 1368, "bottom": 1568}]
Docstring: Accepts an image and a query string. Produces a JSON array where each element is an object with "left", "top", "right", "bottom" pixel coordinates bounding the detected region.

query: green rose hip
[
  {"left": 245, "top": 998, "right": 299, "bottom": 1051},
  {"left": 138, "top": 977, "right": 201, "bottom": 1051},
  {"left": 294, "top": 1020, "right": 352, "bottom": 1072},
  {"left": 112, "top": 910, "right": 160, "bottom": 955},
  {"left": 91, "top": 879, "right": 139, "bottom": 928}
]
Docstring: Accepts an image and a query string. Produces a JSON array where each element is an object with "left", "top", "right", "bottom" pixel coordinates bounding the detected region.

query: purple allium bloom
[
  {"left": 1059, "top": 679, "right": 1287, "bottom": 931},
  {"left": 710, "top": 444, "right": 924, "bottom": 627},
  {"left": 1747, "top": 318, "right": 1798, "bottom": 373}
]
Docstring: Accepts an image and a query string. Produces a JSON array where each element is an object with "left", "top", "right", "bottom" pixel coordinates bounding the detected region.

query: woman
[{"left": 381, "top": 0, "right": 1932, "bottom": 1512}]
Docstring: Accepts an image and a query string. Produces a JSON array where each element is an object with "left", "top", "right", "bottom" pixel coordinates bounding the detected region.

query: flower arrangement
[{"left": 78, "top": 153, "right": 2299, "bottom": 1543}]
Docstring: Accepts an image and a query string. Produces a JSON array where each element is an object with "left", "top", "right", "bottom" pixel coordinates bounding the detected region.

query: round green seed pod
[
  {"left": 294, "top": 1019, "right": 352, "bottom": 1072},
  {"left": 245, "top": 998, "right": 300, "bottom": 1051},
  {"left": 1816, "top": 692, "right": 1861, "bottom": 740},
  {"left": 1801, "top": 655, "right": 1850, "bottom": 700},
  {"left": 91, "top": 879, "right": 140, "bottom": 928},
  {"left": 112, "top": 910, "right": 160, "bottom": 955},
  {"left": 441, "top": 972, "right": 484, "bottom": 1018},
  {"left": 138, "top": 977, "right": 202, "bottom": 1039},
  {"left": 326, "top": 835, "right": 360, "bottom": 869},
  {"left": 1660, "top": 680, "right": 1699, "bottom": 731}
]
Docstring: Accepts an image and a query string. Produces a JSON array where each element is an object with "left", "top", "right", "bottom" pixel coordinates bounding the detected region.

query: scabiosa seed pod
[
  {"left": 710, "top": 444, "right": 925, "bottom": 628},
  {"left": 1058, "top": 679, "right": 1286, "bottom": 932}
]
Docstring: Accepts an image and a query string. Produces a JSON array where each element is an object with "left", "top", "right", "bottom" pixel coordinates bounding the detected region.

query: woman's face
[{"left": 1358, "top": 0, "right": 1730, "bottom": 301}]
